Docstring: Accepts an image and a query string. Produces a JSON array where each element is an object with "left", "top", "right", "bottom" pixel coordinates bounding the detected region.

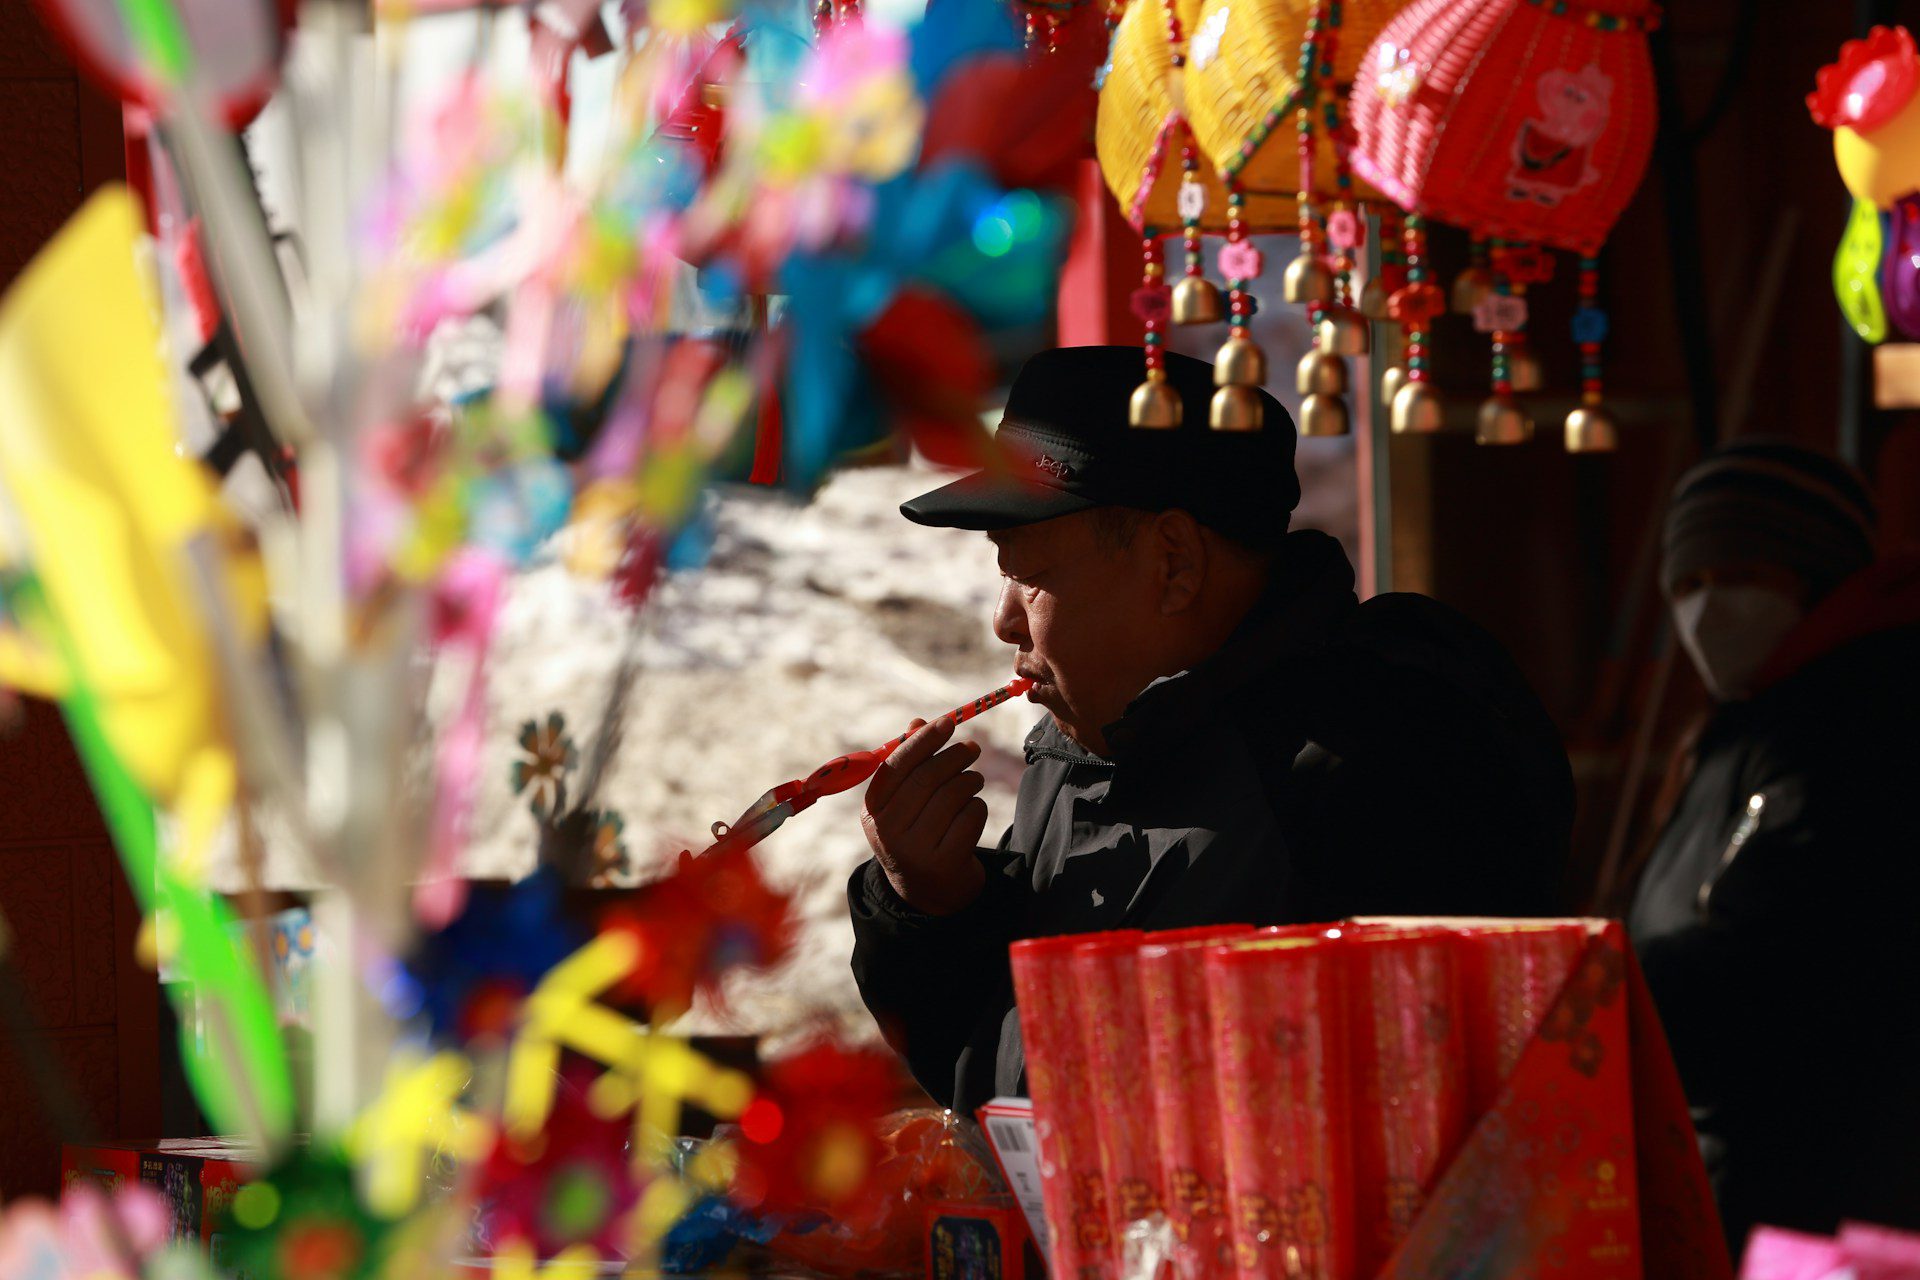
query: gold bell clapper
[
  {"left": 1171, "top": 274, "right": 1225, "bottom": 325},
  {"left": 1379, "top": 363, "right": 1409, "bottom": 410},
  {"left": 1209, "top": 384, "right": 1264, "bottom": 431},
  {"left": 1391, "top": 379, "right": 1445, "bottom": 434},
  {"left": 1564, "top": 403, "right": 1619, "bottom": 453},
  {"left": 1296, "top": 350, "right": 1349, "bottom": 397},
  {"left": 1451, "top": 266, "right": 1494, "bottom": 315},
  {"left": 1283, "top": 253, "right": 1335, "bottom": 305},
  {"left": 1317, "top": 306, "right": 1370, "bottom": 357},
  {"left": 1476, "top": 394, "right": 1533, "bottom": 446},
  {"left": 1298, "top": 392, "right": 1350, "bottom": 437},
  {"left": 1130, "top": 372, "right": 1182, "bottom": 428}
]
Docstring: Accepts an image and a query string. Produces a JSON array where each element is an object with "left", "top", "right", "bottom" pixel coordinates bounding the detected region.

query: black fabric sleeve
[{"left": 848, "top": 840, "right": 1029, "bottom": 1108}]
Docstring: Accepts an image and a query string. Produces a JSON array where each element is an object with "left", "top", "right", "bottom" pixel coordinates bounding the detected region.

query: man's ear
[{"left": 1154, "top": 509, "right": 1207, "bottom": 615}]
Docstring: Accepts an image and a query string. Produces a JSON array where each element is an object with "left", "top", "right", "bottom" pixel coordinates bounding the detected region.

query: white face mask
[{"left": 1671, "top": 586, "right": 1804, "bottom": 701}]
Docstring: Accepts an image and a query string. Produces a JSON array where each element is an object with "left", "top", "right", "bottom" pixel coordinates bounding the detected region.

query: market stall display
[{"left": 1012, "top": 918, "right": 1730, "bottom": 1280}]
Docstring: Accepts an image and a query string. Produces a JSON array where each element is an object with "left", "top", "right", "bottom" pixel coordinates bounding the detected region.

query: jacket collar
[{"left": 1017, "top": 531, "right": 1359, "bottom": 770}]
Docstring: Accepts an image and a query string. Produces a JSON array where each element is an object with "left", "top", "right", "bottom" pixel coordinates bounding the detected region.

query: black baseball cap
[{"left": 900, "top": 346, "right": 1299, "bottom": 548}]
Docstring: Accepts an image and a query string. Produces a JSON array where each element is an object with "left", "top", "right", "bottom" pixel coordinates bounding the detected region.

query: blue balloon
[{"left": 909, "top": 0, "right": 1020, "bottom": 99}]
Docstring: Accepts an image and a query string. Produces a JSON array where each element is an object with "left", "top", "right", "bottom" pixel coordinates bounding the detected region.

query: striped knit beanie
[{"left": 1662, "top": 439, "right": 1877, "bottom": 601}]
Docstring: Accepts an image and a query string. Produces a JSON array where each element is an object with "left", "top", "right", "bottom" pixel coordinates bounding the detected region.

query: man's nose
[{"left": 992, "top": 581, "right": 1029, "bottom": 648}]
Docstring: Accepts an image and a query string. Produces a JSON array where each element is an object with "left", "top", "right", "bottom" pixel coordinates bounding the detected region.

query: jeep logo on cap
[{"left": 1035, "top": 454, "right": 1076, "bottom": 480}]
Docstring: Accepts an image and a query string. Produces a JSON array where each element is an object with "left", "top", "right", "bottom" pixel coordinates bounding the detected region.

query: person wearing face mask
[
  {"left": 847, "top": 346, "right": 1574, "bottom": 1117},
  {"left": 1626, "top": 439, "right": 1920, "bottom": 1254}
]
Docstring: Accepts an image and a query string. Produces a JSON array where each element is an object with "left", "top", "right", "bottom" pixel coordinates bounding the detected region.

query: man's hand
[{"left": 863, "top": 715, "right": 989, "bottom": 915}]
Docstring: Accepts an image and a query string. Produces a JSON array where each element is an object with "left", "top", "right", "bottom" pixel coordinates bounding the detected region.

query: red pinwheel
[
  {"left": 731, "top": 1043, "right": 897, "bottom": 1217},
  {"left": 478, "top": 1072, "right": 642, "bottom": 1261},
  {"left": 601, "top": 845, "right": 794, "bottom": 1020}
]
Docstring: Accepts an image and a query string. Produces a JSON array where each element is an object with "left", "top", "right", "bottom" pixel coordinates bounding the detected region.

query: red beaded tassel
[
  {"left": 1171, "top": 133, "right": 1224, "bottom": 325},
  {"left": 1476, "top": 238, "right": 1533, "bottom": 445},
  {"left": 1374, "top": 206, "right": 1409, "bottom": 412},
  {"left": 1290, "top": 0, "right": 1352, "bottom": 435},
  {"left": 1387, "top": 213, "right": 1445, "bottom": 433},
  {"left": 1565, "top": 253, "right": 1618, "bottom": 451},
  {"left": 1129, "top": 236, "right": 1181, "bottom": 427},
  {"left": 1210, "top": 182, "right": 1266, "bottom": 430}
]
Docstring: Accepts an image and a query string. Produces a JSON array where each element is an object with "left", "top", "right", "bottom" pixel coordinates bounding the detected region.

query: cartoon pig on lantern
[{"left": 1508, "top": 66, "right": 1615, "bottom": 206}]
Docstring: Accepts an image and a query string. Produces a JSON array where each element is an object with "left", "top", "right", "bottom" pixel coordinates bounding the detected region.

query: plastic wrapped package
[{"left": 760, "top": 1108, "right": 1010, "bottom": 1278}]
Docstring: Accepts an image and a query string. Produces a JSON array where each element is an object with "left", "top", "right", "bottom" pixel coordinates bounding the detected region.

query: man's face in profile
[{"left": 988, "top": 510, "right": 1164, "bottom": 753}]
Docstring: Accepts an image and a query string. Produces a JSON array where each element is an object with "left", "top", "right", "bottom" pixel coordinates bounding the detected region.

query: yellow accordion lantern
[{"left": 1096, "top": 0, "right": 1413, "bottom": 435}]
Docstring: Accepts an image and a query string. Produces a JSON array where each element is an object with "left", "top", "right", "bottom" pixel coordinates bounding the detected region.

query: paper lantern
[
  {"left": 1348, "top": 0, "right": 1655, "bottom": 450},
  {"left": 1348, "top": 0, "right": 1657, "bottom": 255},
  {"left": 1096, "top": 0, "right": 1294, "bottom": 235},
  {"left": 1185, "top": 0, "right": 1397, "bottom": 211}
]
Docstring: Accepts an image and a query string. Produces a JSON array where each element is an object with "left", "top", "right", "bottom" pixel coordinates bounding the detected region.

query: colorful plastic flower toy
[
  {"left": 731, "top": 1042, "right": 898, "bottom": 1217},
  {"left": 1811, "top": 26, "right": 1920, "bottom": 207},
  {"left": 1811, "top": 27, "right": 1920, "bottom": 341}
]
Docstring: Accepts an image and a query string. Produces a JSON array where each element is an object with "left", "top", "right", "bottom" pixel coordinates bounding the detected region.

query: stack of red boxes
[
  {"left": 62, "top": 1136, "right": 260, "bottom": 1251},
  {"left": 1009, "top": 918, "right": 1729, "bottom": 1280}
]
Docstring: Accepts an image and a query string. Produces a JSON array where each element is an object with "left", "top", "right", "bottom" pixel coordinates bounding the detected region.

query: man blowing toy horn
[{"left": 848, "top": 346, "right": 1575, "bottom": 1113}]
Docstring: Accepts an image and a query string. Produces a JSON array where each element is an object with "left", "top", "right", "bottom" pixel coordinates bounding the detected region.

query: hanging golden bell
[
  {"left": 1209, "top": 385, "right": 1264, "bottom": 431},
  {"left": 1214, "top": 335, "right": 1268, "bottom": 387},
  {"left": 1476, "top": 394, "right": 1534, "bottom": 445},
  {"left": 1506, "top": 346, "right": 1545, "bottom": 393},
  {"left": 1170, "top": 275, "right": 1225, "bottom": 325},
  {"left": 1317, "top": 306, "right": 1371, "bottom": 357},
  {"left": 1451, "top": 266, "right": 1494, "bottom": 315},
  {"left": 1298, "top": 393, "right": 1351, "bottom": 437},
  {"left": 1359, "top": 277, "right": 1391, "bottom": 320},
  {"left": 1296, "top": 350, "right": 1349, "bottom": 397},
  {"left": 1129, "top": 377, "right": 1182, "bottom": 428},
  {"left": 1564, "top": 404, "right": 1620, "bottom": 453},
  {"left": 1283, "top": 254, "right": 1336, "bottom": 305},
  {"left": 1390, "top": 380, "right": 1445, "bottom": 434},
  {"left": 1379, "top": 364, "right": 1410, "bottom": 410}
]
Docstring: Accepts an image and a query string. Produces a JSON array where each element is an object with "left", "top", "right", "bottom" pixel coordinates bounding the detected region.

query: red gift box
[
  {"left": 928, "top": 1200, "right": 1030, "bottom": 1280},
  {"left": 1344, "top": 925, "right": 1469, "bottom": 1278},
  {"left": 1206, "top": 929, "right": 1353, "bottom": 1280},
  {"left": 1012, "top": 931, "right": 1139, "bottom": 1280},
  {"left": 1138, "top": 925, "right": 1254, "bottom": 1280},
  {"left": 1071, "top": 932, "right": 1165, "bottom": 1251}
]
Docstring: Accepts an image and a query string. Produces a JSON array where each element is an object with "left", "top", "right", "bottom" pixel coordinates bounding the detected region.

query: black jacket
[
  {"left": 1627, "top": 557, "right": 1920, "bottom": 1251},
  {"left": 850, "top": 532, "right": 1573, "bottom": 1113}
]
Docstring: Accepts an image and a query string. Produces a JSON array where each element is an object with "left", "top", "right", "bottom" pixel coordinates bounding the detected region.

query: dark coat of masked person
[
  {"left": 846, "top": 346, "right": 1575, "bottom": 1117},
  {"left": 1625, "top": 440, "right": 1920, "bottom": 1254}
]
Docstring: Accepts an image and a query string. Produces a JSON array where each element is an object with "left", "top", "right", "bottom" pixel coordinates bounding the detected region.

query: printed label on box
[{"left": 977, "top": 1097, "right": 1049, "bottom": 1265}]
